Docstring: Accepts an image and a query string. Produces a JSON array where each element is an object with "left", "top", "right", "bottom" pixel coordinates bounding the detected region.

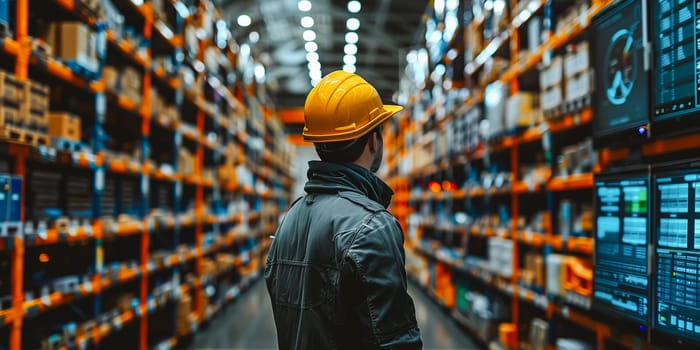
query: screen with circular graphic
[{"left": 592, "top": 0, "right": 649, "bottom": 139}]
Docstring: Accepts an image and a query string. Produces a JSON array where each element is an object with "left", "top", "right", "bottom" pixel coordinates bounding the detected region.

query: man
[{"left": 265, "top": 70, "right": 422, "bottom": 350}]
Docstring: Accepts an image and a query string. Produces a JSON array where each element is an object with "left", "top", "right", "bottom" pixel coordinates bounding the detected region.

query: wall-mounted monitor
[
  {"left": 592, "top": 0, "right": 650, "bottom": 145},
  {"left": 593, "top": 169, "right": 650, "bottom": 333},
  {"left": 652, "top": 165, "right": 700, "bottom": 346},
  {"left": 651, "top": 0, "right": 700, "bottom": 134}
]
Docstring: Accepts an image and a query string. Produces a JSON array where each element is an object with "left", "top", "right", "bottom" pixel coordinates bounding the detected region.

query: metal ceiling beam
[{"left": 366, "top": 0, "right": 393, "bottom": 66}]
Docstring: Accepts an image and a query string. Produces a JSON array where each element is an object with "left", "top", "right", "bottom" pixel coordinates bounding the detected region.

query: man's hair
[{"left": 314, "top": 125, "right": 381, "bottom": 163}]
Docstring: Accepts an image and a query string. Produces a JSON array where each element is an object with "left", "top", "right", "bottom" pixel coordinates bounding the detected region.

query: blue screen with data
[
  {"left": 594, "top": 174, "right": 649, "bottom": 324},
  {"left": 654, "top": 170, "right": 700, "bottom": 341}
]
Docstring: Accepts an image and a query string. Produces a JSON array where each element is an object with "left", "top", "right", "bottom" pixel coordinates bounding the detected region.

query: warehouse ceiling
[{"left": 214, "top": 0, "right": 429, "bottom": 108}]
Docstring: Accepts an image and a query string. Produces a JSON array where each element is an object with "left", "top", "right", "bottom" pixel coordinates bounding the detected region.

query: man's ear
[{"left": 368, "top": 132, "right": 379, "bottom": 153}]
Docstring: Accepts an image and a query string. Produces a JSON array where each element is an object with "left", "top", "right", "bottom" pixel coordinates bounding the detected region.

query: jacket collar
[{"left": 304, "top": 161, "right": 394, "bottom": 208}]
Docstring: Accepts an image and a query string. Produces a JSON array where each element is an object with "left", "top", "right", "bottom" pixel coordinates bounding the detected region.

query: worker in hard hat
[{"left": 265, "top": 70, "right": 422, "bottom": 350}]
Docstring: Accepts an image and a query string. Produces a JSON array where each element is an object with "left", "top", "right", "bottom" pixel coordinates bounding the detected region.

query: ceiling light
[
  {"left": 306, "top": 52, "right": 319, "bottom": 61},
  {"left": 303, "top": 29, "right": 317, "bottom": 41},
  {"left": 345, "top": 32, "right": 359, "bottom": 44},
  {"left": 348, "top": 1, "right": 361, "bottom": 13},
  {"left": 298, "top": 0, "right": 312, "bottom": 12},
  {"left": 254, "top": 64, "right": 266, "bottom": 81},
  {"left": 310, "top": 70, "right": 322, "bottom": 80},
  {"left": 346, "top": 18, "right": 360, "bottom": 31},
  {"left": 344, "top": 43, "right": 357, "bottom": 55},
  {"left": 305, "top": 41, "right": 318, "bottom": 52},
  {"left": 301, "top": 16, "right": 314, "bottom": 28},
  {"left": 343, "top": 64, "right": 356, "bottom": 73},
  {"left": 308, "top": 61, "right": 321, "bottom": 70},
  {"left": 343, "top": 54, "right": 356, "bottom": 65},
  {"left": 237, "top": 14, "right": 252, "bottom": 27},
  {"left": 249, "top": 31, "right": 260, "bottom": 43}
]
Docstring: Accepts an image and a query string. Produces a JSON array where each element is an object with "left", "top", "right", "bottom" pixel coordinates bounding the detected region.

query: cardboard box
[
  {"left": 27, "top": 80, "right": 49, "bottom": 115},
  {"left": 103, "top": 66, "right": 119, "bottom": 92},
  {"left": 540, "top": 85, "right": 564, "bottom": 112},
  {"left": 46, "top": 22, "right": 99, "bottom": 73},
  {"left": 48, "top": 112, "right": 81, "bottom": 141},
  {"left": 539, "top": 56, "right": 563, "bottom": 90},
  {"left": 506, "top": 92, "right": 538, "bottom": 131},
  {"left": 0, "top": 103, "right": 21, "bottom": 128},
  {"left": 177, "top": 292, "right": 193, "bottom": 335},
  {"left": 0, "top": 71, "right": 26, "bottom": 106},
  {"left": 565, "top": 69, "right": 593, "bottom": 102},
  {"left": 564, "top": 41, "right": 590, "bottom": 78}
]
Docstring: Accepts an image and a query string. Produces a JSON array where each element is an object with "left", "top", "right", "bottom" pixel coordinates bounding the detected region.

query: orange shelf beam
[{"left": 546, "top": 173, "right": 593, "bottom": 192}]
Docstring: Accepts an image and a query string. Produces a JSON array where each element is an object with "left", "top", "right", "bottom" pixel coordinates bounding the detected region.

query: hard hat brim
[{"left": 303, "top": 104, "right": 403, "bottom": 143}]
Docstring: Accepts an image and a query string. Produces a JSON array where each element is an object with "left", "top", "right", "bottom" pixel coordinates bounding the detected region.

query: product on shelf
[
  {"left": 527, "top": 318, "right": 549, "bottom": 350},
  {"left": 48, "top": 112, "right": 81, "bottom": 143},
  {"left": 555, "top": 338, "right": 593, "bottom": 350},
  {"left": 520, "top": 251, "right": 545, "bottom": 290},
  {"left": 177, "top": 290, "right": 193, "bottom": 335},
  {"left": 558, "top": 199, "right": 593, "bottom": 241},
  {"left": 556, "top": 138, "right": 596, "bottom": 177},
  {"left": 45, "top": 21, "right": 99, "bottom": 77},
  {"left": 103, "top": 65, "right": 143, "bottom": 104},
  {"left": 0, "top": 174, "right": 22, "bottom": 236},
  {"left": 546, "top": 254, "right": 567, "bottom": 297},
  {"left": 506, "top": 91, "right": 539, "bottom": 132},
  {"left": 488, "top": 237, "right": 513, "bottom": 278}
]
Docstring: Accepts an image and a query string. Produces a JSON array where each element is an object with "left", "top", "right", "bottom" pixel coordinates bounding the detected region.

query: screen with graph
[
  {"left": 594, "top": 172, "right": 650, "bottom": 326},
  {"left": 653, "top": 169, "right": 700, "bottom": 343}
]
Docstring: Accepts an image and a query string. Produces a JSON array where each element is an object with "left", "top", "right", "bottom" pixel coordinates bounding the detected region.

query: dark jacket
[{"left": 265, "top": 161, "right": 422, "bottom": 350}]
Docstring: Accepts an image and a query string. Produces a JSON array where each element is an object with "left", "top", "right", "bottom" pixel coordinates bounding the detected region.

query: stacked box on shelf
[
  {"left": 563, "top": 41, "right": 592, "bottom": 111},
  {"left": 45, "top": 22, "right": 100, "bottom": 78},
  {"left": 540, "top": 56, "right": 564, "bottom": 118},
  {"left": 506, "top": 91, "right": 538, "bottom": 134},
  {"left": 103, "top": 65, "right": 143, "bottom": 104},
  {"left": 488, "top": 237, "right": 513, "bottom": 278},
  {"left": 47, "top": 112, "right": 81, "bottom": 144}
]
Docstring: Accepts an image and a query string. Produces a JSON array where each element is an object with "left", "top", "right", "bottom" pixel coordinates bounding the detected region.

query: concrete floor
[{"left": 191, "top": 279, "right": 480, "bottom": 350}]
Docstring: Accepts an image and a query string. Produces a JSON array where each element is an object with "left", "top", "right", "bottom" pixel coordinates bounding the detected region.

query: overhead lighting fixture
[
  {"left": 346, "top": 18, "right": 360, "bottom": 31},
  {"left": 345, "top": 32, "right": 358, "bottom": 44},
  {"left": 303, "top": 29, "right": 317, "bottom": 41},
  {"left": 348, "top": 1, "right": 361, "bottom": 13},
  {"left": 343, "top": 64, "right": 356, "bottom": 73},
  {"left": 343, "top": 54, "right": 356, "bottom": 65},
  {"left": 254, "top": 64, "right": 266, "bottom": 82},
  {"left": 298, "top": 0, "right": 312, "bottom": 12},
  {"left": 301, "top": 16, "right": 314, "bottom": 28},
  {"left": 237, "top": 14, "right": 252, "bottom": 27},
  {"left": 310, "top": 70, "right": 322, "bottom": 80},
  {"left": 344, "top": 43, "right": 357, "bottom": 55},
  {"left": 308, "top": 61, "right": 321, "bottom": 70},
  {"left": 306, "top": 52, "right": 319, "bottom": 61},
  {"left": 249, "top": 31, "right": 260, "bottom": 43},
  {"left": 305, "top": 41, "right": 318, "bottom": 52}
]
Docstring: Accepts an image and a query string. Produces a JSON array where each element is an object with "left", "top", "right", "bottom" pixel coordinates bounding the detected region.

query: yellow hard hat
[{"left": 303, "top": 70, "right": 403, "bottom": 142}]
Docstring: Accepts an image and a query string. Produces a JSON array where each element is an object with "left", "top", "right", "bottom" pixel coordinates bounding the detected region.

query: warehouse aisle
[{"left": 191, "top": 279, "right": 479, "bottom": 349}]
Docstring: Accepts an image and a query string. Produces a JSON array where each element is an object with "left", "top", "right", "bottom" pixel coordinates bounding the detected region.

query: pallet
[
  {"left": 52, "top": 137, "right": 89, "bottom": 152},
  {"left": 0, "top": 126, "right": 49, "bottom": 146}
]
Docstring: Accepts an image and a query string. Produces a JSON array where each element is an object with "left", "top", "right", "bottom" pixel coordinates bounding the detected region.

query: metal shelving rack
[
  {"left": 383, "top": 0, "right": 662, "bottom": 349},
  {"left": 0, "top": 1, "right": 293, "bottom": 349}
]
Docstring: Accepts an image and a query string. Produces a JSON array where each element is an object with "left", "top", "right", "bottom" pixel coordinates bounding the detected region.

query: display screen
[
  {"left": 652, "top": 0, "right": 700, "bottom": 120},
  {"left": 592, "top": 0, "right": 649, "bottom": 137},
  {"left": 654, "top": 170, "right": 700, "bottom": 342},
  {"left": 593, "top": 173, "right": 650, "bottom": 324}
]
